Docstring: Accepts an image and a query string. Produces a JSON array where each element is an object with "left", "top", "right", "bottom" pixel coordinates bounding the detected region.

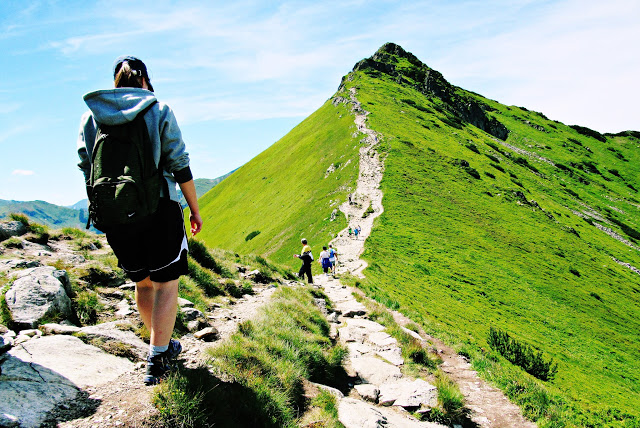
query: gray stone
[
  {"left": 5, "top": 266, "right": 74, "bottom": 330},
  {"left": 347, "top": 342, "right": 374, "bottom": 358},
  {"left": 79, "top": 320, "right": 148, "bottom": 360},
  {"left": 376, "top": 348, "right": 404, "bottom": 366},
  {"left": 1, "top": 335, "right": 134, "bottom": 428},
  {"left": 39, "top": 323, "right": 81, "bottom": 335},
  {"left": 0, "top": 259, "right": 42, "bottom": 272},
  {"left": 115, "top": 299, "right": 133, "bottom": 317},
  {"left": 327, "top": 312, "right": 339, "bottom": 323},
  {"left": 193, "top": 326, "right": 218, "bottom": 342},
  {"left": 355, "top": 384, "right": 379, "bottom": 402},
  {"left": 366, "top": 331, "right": 398, "bottom": 350},
  {"left": 177, "top": 297, "right": 194, "bottom": 307},
  {"left": 118, "top": 282, "right": 136, "bottom": 290},
  {"left": 187, "top": 319, "right": 209, "bottom": 332},
  {"left": 346, "top": 318, "right": 386, "bottom": 332},
  {"left": 311, "top": 382, "right": 344, "bottom": 399},
  {"left": 0, "top": 336, "right": 11, "bottom": 354},
  {"left": 335, "top": 300, "right": 367, "bottom": 317},
  {"left": 0, "top": 221, "right": 28, "bottom": 242},
  {"left": 338, "top": 397, "right": 437, "bottom": 428},
  {"left": 181, "top": 307, "right": 204, "bottom": 322},
  {"left": 378, "top": 379, "right": 437, "bottom": 408},
  {"left": 400, "top": 326, "right": 424, "bottom": 342},
  {"left": 351, "top": 356, "right": 402, "bottom": 385}
]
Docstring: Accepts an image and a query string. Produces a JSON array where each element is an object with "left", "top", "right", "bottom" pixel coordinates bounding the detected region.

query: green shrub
[
  {"left": 488, "top": 327, "right": 558, "bottom": 381},
  {"left": 1, "top": 282, "right": 13, "bottom": 327},
  {"left": 245, "top": 230, "right": 261, "bottom": 241},
  {"left": 153, "top": 372, "right": 207, "bottom": 428},
  {"left": 187, "top": 256, "right": 224, "bottom": 296},
  {"left": 60, "top": 227, "right": 89, "bottom": 240},
  {"left": 188, "top": 238, "right": 233, "bottom": 277},
  {"left": 2, "top": 236, "right": 23, "bottom": 249},
  {"left": 75, "top": 290, "right": 103, "bottom": 325},
  {"left": 362, "top": 202, "right": 375, "bottom": 218}
]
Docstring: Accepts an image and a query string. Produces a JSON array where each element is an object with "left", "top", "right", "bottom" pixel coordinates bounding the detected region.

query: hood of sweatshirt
[{"left": 83, "top": 88, "right": 157, "bottom": 126}]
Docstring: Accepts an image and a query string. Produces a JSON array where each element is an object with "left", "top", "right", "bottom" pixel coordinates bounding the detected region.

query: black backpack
[{"left": 86, "top": 101, "right": 163, "bottom": 231}]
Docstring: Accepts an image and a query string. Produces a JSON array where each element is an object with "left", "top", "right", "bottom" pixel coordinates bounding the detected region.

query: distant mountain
[
  {"left": 67, "top": 199, "right": 88, "bottom": 210},
  {"left": 0, "top": 199, "right": 89, "bottom": 230},
  {"left": 177, "top": 172, "right": 237, "bottom": 208},
  {"left": 194, "top": 43, "right": 640, "bottom": 425}
]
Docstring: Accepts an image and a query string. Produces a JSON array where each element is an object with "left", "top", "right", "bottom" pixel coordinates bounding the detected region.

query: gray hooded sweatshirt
[{"left": 77, "top": 87, "right": 192, "bottom": 202}]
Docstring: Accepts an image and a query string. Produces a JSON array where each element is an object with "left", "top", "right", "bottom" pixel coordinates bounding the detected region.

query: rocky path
[{"left": 322, "top": 87, "right": 536, "bottom": 428}]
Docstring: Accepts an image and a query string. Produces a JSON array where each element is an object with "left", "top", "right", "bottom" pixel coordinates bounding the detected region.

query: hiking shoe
[
  {"left": 144, "top": 353, "right": 170, "bottom": 385},
  {"left": 143, "top": 340, "right": 182, "bottom": 385}
]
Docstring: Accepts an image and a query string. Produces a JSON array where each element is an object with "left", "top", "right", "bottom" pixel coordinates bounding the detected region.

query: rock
[
  {"left": 187, "top": 319, "right": 209, "bottom": 332},
  {"left": 0, "top": 259, "right": 42, "bottom": 272},
  {"left": 181, "top": 307, "right": 204, "bottom": 322},
  {"left": 378, "top": 379, "right": 437, "bottom": 408},
  {"left": 0, "top": 336, "right": 12, "bottom": 354},
  {"left": 347, "top": 342, "right": 374, "bottom": 358},
  {"left": 1, "top": 335, "right": 134, "bottom": 427},
  {"left": 345, "top": 318, "right": 386, "bottom": 332},
  {"left": 79, "top": 320, "right": 148, "bottom": 360},
  {"left": 236, "top": 265, "right": 246, "bottom": 273},
  {"left": 376, "top": 348, "right": 404, "bottom": 366},
  {"left": 329, "top": 324, "right": 339, "bottom": 340},
  {"left": 400, "top": 326, "right": 424, "bottom": 342},
  {"left": 355, "top": 384, "right": 379, "bottom": 402},
  {"left": 194, "top": 327, "right": 218, "bottom": 342},
  {"left": 115, "top": 299, "right": 133, "bottom": 317},
  {"left": 177, "top": 297, "right": 194, "bottom": 307},
  {"left": 0, "top": 413, "right": 19, "bottom": 427},
  {"left": 366, "top": 332, "right": 398, "bottom": 350},
  {"left": 314, "top": 298, "right": 328, "bottom": 315},
  {"left": 351, "top": 356, "right": 402, "bottom": 385},
  {"left": 118, "top": 282, "right": 136, "bottom": 290},
  {"left": 0, "top": 325, "right": 7, "bottom": 334},
  {"left": 0, "top": 221, "right": 28, "bottom": 242},
  {"left": 335, "top": 300, "right": 367, "bottom": 317},
  {"left": 58, "top": 253, "right": 85, "bottom": 265},
  {"left": 327, "top": 312, "right": 340, "bottom": 323},
  {"left": 39, "top": 323, "right": 81, "bottom": 335},
  {"left": 311, "top": 382, "right": 344, "bottom": 399},
  {"left": 338, "top": 397, "right": 436, "bottom": 428},
  {"left": 5, "top": 266, "right": 74, "bottom": 330}
]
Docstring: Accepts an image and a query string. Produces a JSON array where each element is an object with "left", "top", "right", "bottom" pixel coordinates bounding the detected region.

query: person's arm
[{"left": 178, "top": 179, "right": 203, "bottom": 235}]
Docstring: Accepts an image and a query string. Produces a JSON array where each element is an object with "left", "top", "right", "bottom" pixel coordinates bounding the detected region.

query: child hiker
[{"left": 294, "top": 238, "right": 313, "bottom": 284}]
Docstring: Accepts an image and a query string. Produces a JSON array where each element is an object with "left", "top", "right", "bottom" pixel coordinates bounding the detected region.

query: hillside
[
  {"left": 177, "top": 174, "right": 236, "bottom": 208},
  {"left": 0, "top": 199, "right": 89, "bottom": 230},
  {"left": 196, "top": 43, "right": 640, "bottom": 426}
]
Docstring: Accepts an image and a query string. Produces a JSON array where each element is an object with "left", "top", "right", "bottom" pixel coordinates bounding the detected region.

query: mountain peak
[{"left": 351, "top": 43, "right": 509, "bottom": 141}]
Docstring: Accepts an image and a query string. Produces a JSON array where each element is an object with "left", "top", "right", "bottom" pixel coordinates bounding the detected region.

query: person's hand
[{"left": 190, "top": 212, "right": 203, "bottom": 236}]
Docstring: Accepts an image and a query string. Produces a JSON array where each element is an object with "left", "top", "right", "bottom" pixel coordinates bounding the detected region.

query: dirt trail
[{"left": 326, "top": 87, "right": 535, "bottom": 428}]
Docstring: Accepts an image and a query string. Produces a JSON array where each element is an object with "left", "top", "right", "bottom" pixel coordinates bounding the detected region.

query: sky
[{"left": 1, "top": 0, "right": 638, "bottom": 206}]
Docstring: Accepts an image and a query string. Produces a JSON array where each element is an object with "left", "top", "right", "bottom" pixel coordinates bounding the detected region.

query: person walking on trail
[
  {"left": 328, "top": 244, "right": 337, "bottom": 276},
  {"left": 348, "top": 226, "right": 353, "bottom": 238},
  {"left": 77, "top": 56, "right": 203, "bottom": 385},
  {"left": 294, "top": 238, "right": 313, "bottom": 284},
  {"left": 319, "top": 246, "right": 331, "bottom": 277},
  {"left": 354, "top": 225, "right": 360, "bottom": 240}
]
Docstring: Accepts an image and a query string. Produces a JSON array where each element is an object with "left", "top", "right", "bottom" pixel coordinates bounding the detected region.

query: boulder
[
  {"left": 376, "top": 348, "right": 404, "bottom": 366},
  {"left": 378, "top": 379, "right": 437, "bottom": 408},
  {"left": 5, "top": 267, "right": 74, "bottom": 330},
  {"left": 350, "top": 356, "right": 402, "bottom": 385},
  {"left": 311, "top": 382, "right": 344, "bottom": 399},
  {"left": 338, "top": 397, "right": 438, "bottom": 428},
  {"left": 334, "top": 300, "right": 367, "bottom": 318},
  {"left": 1, "top": 335, "right": 134, "bottom": 427},
  {"left": 194, "top": 326, "right": 218, "bottom": 342},
  {"left": 39, "top": 323, "right": 81, "bottom": 335},
  {"left": 79, "top": 320, "right": 148, "bottom": 360},
  {"left": 178, "top": 297, "right": 194, "bottom": 307},
  {"left": 115, "top": 299, "right": 133, "bottom": 317},
  {"left": 0, "top": 259, "right": 42, "bottom": 272},
  {"left": 354, "top": 384, "right": 379, "bottom": 402},
  {"left": 181, "top": 307, "right": 205, "bottom": 322},
  {"left": 0, "top": 336, "right": 11, "bottom": 354},
  {"left": 0, "top": 221, "right": 28, "bottom": 242}
]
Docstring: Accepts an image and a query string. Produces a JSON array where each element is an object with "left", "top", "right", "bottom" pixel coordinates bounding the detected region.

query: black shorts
[{"left": 105, "top": 198, "right": 188, "bottom": 283}]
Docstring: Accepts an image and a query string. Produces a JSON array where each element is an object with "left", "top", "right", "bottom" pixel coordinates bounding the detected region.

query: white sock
[{"left": 149, "top": 344, "right": 169, "bottom": 358}]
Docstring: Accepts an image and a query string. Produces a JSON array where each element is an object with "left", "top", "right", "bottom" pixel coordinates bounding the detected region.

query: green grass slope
[
  {"left": 195, "top": 99, "right": 360, "bottom": 265},
  {"left": 177, "top": 174, "right": 237, "bottom": 208},
  {"left": 0, "top": 199, "right": 88, "bottom": 230},
  {"left": 343, "top": 44, "right": 640, "bottom": 426}
]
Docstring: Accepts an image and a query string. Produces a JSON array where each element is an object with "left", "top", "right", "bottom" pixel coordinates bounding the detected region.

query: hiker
[
  {"left": 354, "top": 225, "right": 360, "bottom": 240},
  {"left": 294, "top": 238, "right": 313, "bottom": 284},
  {"left": 348, "top": 226, "right": 353, "bottom": 238},
  {"left": 329, "top": 244, "right": 337, "bottom": 276},
  {"left": 77, "top": 55, "right": 203, "bottom": 385},
  {"left": 319, "top": 246, "right": 331, "bottom": 277}
]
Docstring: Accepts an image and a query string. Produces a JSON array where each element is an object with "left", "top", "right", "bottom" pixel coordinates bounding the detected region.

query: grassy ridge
[
  {"left": 345, "top": 48, "right": 640, "bottom": 425},
  {"left": 194, "top": 99, "right": 360, "bottom": 265}
]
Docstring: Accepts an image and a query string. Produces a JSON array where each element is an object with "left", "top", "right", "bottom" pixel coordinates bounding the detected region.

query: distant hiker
[
  {"left": 294, "top": 238, "right": 313, "bottom": 284},
  {"left": 348, "top": 194, "right": 352, "bottom": 204},
  {"left": 319, "top": 246, "right": 331, "bottom": 277},
  {"left": 354, "top": 225, "right": 360, "bottom": 239},
  {"left": 348, "top": 226, "right": 353, "bottom": 237},
  {"left": 329, "top": 244, "right": 337, "bottom": 275},
  {"left": 77, "top": 56, "right": 203, "bottom": 385}
]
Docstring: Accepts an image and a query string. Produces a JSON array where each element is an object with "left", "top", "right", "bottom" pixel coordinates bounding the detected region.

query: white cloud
[{"left": 12, "top": 169, "right": 35, "bottom": 176}]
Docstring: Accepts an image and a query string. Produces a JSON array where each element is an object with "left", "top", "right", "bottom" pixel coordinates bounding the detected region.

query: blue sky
[{"left": 1, "top": 0, "right": 638, "bottom": 206}]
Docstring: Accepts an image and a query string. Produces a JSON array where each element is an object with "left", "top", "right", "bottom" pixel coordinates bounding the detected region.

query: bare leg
[
  {"left": 135, "top": 276, "right": 154, "bottom": 329},
  {"left": 150, "top": 279, "right": 179, "bottom": 347}
]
